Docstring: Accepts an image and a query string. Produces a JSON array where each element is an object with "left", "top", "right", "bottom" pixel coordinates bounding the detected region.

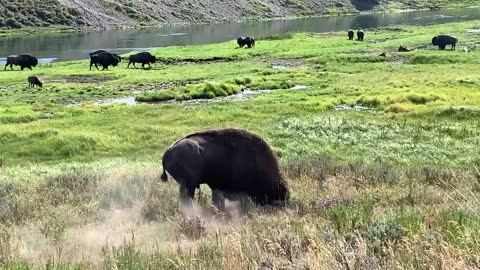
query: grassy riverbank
[{"left": 1, "top": 21, "right": 480, "bottom": 269}]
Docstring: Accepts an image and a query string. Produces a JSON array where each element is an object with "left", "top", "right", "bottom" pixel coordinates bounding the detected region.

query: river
[{"left": 1, "top": 7, "right": 480, "bottom": 62}]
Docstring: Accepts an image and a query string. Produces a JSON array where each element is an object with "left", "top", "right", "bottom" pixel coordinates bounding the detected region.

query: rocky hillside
[{"left": 0, "top": 0, "right": 477, "bottom": 29}]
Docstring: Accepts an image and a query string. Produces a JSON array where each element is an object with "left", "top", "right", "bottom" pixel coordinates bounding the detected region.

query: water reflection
[{"left": 1, "top": 7, "right": 479, "bottom": 61}]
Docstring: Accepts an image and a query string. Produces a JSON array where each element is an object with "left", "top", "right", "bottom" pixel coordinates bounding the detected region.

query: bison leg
[
  {"left": 127, "top": 62, "right": 132, "bottom": 68},
  {"left": 212, "top": 189, "right": 226, "bottom": 211},
  {"left": 179, "top": 185, "right": 195, "bottom": 207},
  {"left": 239, "top": 196, "right": 254, "bottom": 214}
]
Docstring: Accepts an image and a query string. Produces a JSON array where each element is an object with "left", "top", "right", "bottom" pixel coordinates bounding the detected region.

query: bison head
[
  {"left": 432, "top": 36, "right": 439, "bottom": 45},
  {"left": 150, "top": 55, "right": 156, "bottom": 64},
  {"left": 113, "top": 54, "right": 122, "bottom": 62}
]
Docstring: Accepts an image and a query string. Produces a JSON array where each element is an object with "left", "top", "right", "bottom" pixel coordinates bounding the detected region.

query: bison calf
[
  {"left": 27, "top": 76, "right": 43, "bottom": 88},
  {"left": 161, "top": 128, "right": 289, "bottom": 211},
  {"left": 4, "top": 54, "right": 38, "bottom": 71}
]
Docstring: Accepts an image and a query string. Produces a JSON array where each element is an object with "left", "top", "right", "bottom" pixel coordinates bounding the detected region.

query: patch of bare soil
[
  {"left": 271, "top": 58, "right": 306, "bottom": 70},
  {"left": 126, "top": 80, "right": 203, "bottom": 93},
  {"left": 157, "top": 56, "right": 239, "bottom": 65},
  {"left": 46, "top": 75, "right": 115, "bottom": 84}
]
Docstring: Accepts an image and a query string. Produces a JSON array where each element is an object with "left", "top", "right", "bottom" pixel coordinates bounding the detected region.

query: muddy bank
[{"left": 69, "top": 86, "right": 308, "bottom": 107}]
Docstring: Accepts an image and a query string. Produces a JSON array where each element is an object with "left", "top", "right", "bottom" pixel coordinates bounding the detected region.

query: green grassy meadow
[{"left": 1, "top": 21, "right": 480, "bottom": 269}]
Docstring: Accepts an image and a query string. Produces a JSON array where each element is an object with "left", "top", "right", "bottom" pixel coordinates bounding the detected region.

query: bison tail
[{"left": 161, "top": 168, "right": 168, "bottom": 182}]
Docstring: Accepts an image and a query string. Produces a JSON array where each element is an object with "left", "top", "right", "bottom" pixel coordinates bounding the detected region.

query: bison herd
[
  {"left": 348, "top": 29, "right": 365, "bottom": 41},
  {"left": 3, "top": 31, "right": 459, "bottom": 75},
  {"left": 346, "top": 30, "right": 458, "bottom": 51}
]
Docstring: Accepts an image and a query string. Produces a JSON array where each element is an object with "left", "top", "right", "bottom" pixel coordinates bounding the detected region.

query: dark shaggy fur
[
  {"left": 89, "top": 52, "right": 121, "bottom": 71},
  {"left": 245, "top": 36, "right": 256, "bottom": 48},
  {"left": 348, "top": 30, "right": 354, "bottom": 40},
  {"left": 432, "top": 35, "right": 457, "bottom": 50},
  {"left": 27, "top": 76, "right": 42, "bottom": 88},
  {"left": 237, "top": 36, "right": 255, "bottom": 48},
  {"left": 127, "top": 52, "right": 156, "bottom": 69},
  {"left": 237, "top": 36, "right": 246, "bottom": 48},
  {"left": 357, "top": 29, "right": 365, "bottom": 41},
  {"left": 4, "top": 54, "right": 38, "bottom": 71},
  {"left": 161, "top": 128, "right": 289, "bottom": 208}
]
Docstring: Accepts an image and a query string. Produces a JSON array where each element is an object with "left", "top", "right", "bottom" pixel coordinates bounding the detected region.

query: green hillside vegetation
[
  {"left": 0, "top": 0, "right": 85, "bottom": 28},
  {"left": 1, "top": 0, "right": 480, "bottom": 30}
]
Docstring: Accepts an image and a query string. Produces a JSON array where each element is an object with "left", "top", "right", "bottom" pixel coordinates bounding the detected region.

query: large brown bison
[
  {"left": 89, "top": 52, "right": 121, "bottom": 70},
  {"left": 4, "top": 54, "right": 38, "bottom": 71},
  {"left": 160, "top": 128, "right": 289, "bottom": 210},
  {"left": 432, "top": 35, "right": 457, "bottom": 50},
  {"left": 127, "top": 52, "right": 156, "bottom": 69}
]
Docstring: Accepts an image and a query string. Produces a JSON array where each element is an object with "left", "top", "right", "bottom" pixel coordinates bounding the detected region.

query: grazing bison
[
  {"left": 245, "top": 36, "right": 256, "bottom": 48},
  {"left": 127, "top": 52, "right": 156, "bottom": 69},
  {"left": 237, "top": 36, "right": 247, "bottom": 48},
  {"left": 89, "top": 52, "right": 121, "bottom": 70},
  {"left": 27, "top": 76, "right": 42, "bottom": 88},
  {"left": 237, "top": 36, "right": 255, "bottom": 48},
  {"left": 348, "top": 30, "right": 354, "bottom": 40},
  {"left": 4, "top": 54, "right": 38, "bottom": 71},
  {"left": 160, "top": 128, "right": 290, "bottom": 210},
  {"left": 432, "top": 35, "right": 457, "bottom": 50},
  {"left": 357, "top": 29, "right": 365, "bottom": 41}
]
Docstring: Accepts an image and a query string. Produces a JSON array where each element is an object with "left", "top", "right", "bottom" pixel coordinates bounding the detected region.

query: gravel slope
[{"left": 0, "top": 0, "right": 473, "bottom": 29}]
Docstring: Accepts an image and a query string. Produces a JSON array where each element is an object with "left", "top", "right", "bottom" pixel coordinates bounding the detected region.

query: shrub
[
  {"left": 384, "top": 103, "right": 409, "bottom": 113},
  {"left": 283, "top": 154, "right": 337, "bottom": 182},
  {"left": 359, "top": 219, "right": 404, "bottom": 256},
  {"left": 37, "top": 166, "right": 103, "bottom": 206},
  {"left": 356, "top": 96, "right": 381, "bottom": 108},
  {"left": 177, "top": 216, "right": 206, "bottom": 239},
  {"left": 135, "top": 91, "right": 175, "bottom": 102},
  {"left": 142, "top": 183, "right": 178, "bottom": 221},
  {"left": 135, "top": 81, "right": 242, "bottom": 102},
  {"left": 405, "top": 94, "right": 440, "bottom": 105},
  {"left": 327, "top": 201, "right": 374, "bottom": 234}
]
